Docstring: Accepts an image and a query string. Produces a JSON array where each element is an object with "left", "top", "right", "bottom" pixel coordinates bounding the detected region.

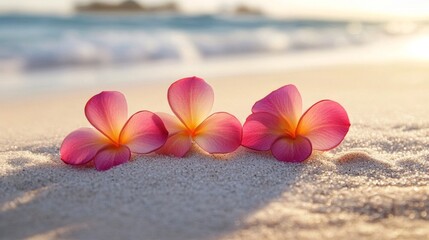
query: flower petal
[
  {"left": 252, "top": 85, "right": 302, "bottom": 135},
  {"left": 194, "top": 112, "right": 242, "bottom": 154},
  {"left": 157, "top": 131, "right": 192, "bottom": 157},
  {"left": 168, "top": 76, "right": 214, "bottom": 130},
  {"left": 271, "top": 136, "right": 312, "bottom": 162},
  {"left": 242, "top": 112, "right": 286, "bottom": 151},
  {"left": 60, "top": 128, "right": 110, "bottom": 165},
  {"left": 93, "top": 145, "right": 131, "bottom": 171},
  {"left": 85, "top": 91, "right": 128, "bottom": 143},
  {"left": 297, "top": 100, "right": 350, "bottom": 151},
  {"left": 119, "top": 111, "right": 168, "bottom": 154},
  {"left": 156, "top": 112, "right": 187, "bottom": 134}
]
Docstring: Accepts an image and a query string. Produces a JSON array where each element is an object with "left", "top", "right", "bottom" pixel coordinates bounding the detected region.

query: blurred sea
[
  {"left": 1, "top": 13, "right": 429, "bottom": 98},
  {"left": 1, "top": 13, "right": 427, "bottom": 71}
]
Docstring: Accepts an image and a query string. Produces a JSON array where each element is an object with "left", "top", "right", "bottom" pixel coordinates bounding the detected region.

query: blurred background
[{"left": 1, "top": 0, "right": 429, "bottom": 98}]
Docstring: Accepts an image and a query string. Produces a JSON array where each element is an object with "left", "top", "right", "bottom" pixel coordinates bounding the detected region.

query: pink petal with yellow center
[
  {"left": 156, "top": 112, "right": 187, "bottom": 134},
  {"left": 242, "top": 112, "right": 286, "bottom": 151},
  {"left": 157, "top": 131, "right": 192, "bottom": 157},
  {"left": 94, "top": 145, "right": 131, "bottom": 171},
  {"left": 60, "top": 127, "right": 110, "bottom": 165},
  {"left": 252, "top": 85, "right": 302, "bottom": 136},
  {"left": 271, "top": 136, "right": 312, "bottom": 162},
  {"left": 194, "top": 112, "right": 242, "bottom": 154},
  {"left": 168, "top": 76, "right": 214, "bottom": 130},
  {"left": 297, "top": 100, "right": 350, "bottom": 151},
  {"left": 119, "top": 111, "right": 168, "bottom": 154},
  {"left": 85, "top": 91, "right": 128, "bottom": 143}
]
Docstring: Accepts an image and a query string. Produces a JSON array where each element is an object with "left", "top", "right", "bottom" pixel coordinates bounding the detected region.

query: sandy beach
[{"left": 1, "top": 62, "right": 429, "bottom": 239}]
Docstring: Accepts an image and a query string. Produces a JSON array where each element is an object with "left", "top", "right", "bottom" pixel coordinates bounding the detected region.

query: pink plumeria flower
[
  {"left": 60, "top": 91, "right": 168, "bottom": 171},
  {"left": 242, "top": 84, "right": 350, "bottom": 162},
  {"left": 157, "top": 76, "right": 242, "bottom": 157}
]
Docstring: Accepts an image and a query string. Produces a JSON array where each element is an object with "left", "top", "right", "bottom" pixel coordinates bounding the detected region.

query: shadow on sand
[
  {"left": 0, "top": 145, "right": 309, "bottom": 240},
  {"left": 2, "top": 144, "right": 428, "bottom": 239}
]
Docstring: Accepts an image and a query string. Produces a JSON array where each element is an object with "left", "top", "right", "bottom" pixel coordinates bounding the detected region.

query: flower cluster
[{"left": 60, "top": 76, "right": 350, "bottom": 170}]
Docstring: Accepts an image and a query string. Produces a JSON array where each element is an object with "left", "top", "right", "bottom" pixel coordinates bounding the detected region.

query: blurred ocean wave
[{"left": 1, "top": 14, "right": 426, "bottom": 72}]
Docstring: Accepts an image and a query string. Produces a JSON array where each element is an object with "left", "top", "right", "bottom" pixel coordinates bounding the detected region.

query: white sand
[{"left": 1, "top": 63, "right": 429, "bottom": 239}]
